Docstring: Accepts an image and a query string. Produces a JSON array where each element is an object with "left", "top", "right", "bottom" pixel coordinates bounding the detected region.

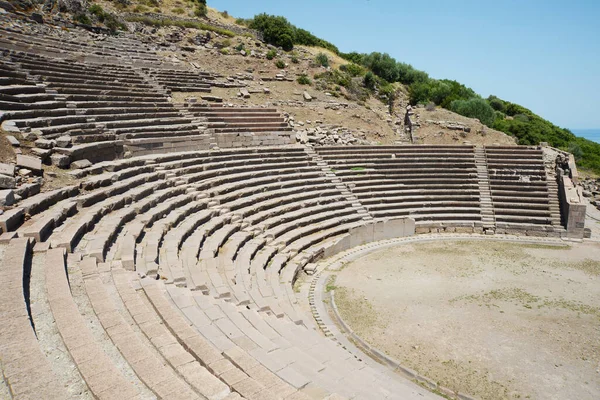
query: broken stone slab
[
  {"left": 16, "top": 154, "right": 42, "bottom": 174},
  {"left": 239, "top": 88, "right": 250, "bottom": 98},
  {"left": 0, "top": 189, "right": 14, "bottom": 206},
  {"left": 70, "top": 159, "right": 92, "bottom": 169},
  {"left": 6, "top": 135, "right": 20, "bottom": 147},
  {"left": 201, "top": 95, "right": 223, "bottom": 103},
  {"left": 35, "top": 138, "right": 55, "bottom": 149},
  {"left": 303, "top": 91, "right": 312, "bottom": 101},
  {"left": 0, "top": 163, "right": 15, "bottom": 177},
  {"left": 20, "top": 131, "right": 37, "bottom": 141},
  {"left": 0, "top": 173, "right": 16, "bottom": 189},
  {"left": 50, "top": 154, "right": 70, "bottom": 169},
  {"left": 55, "top": 135, "right": 72, "bottom": 148},
  {"left": 15, "top": 182, "right": 40, "bottom": 198},
  {"left": 31, "top": 147, "right": 52, "bottom": 162}
]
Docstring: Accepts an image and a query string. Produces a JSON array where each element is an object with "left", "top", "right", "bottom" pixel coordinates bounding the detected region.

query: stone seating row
[
  {"left": 315, "top": 145, "right": 565, "bottom": 234},
  {"left": 0, "top": 148, "right": 328, "bottom": 398},
  {"left": 484, "top": 147, "right": 562, "bottom": 231},
  {"left": 71, "top": 147, "right": 361, "bottom": 398},
  {"left": 1, "top": 144, "right": 561, "bottom": 398},
  {"left": 188, "top": 104, "right": 293, "bottom": 135},
  {"left": 315, "top": 145, "right": 483, "bottom": 228},
  {"left": 0, "top": 22, "right": 160, "bottom": 64},
  {"left": 144, "top": 68, "right": 214, "bottom": 93},
  {"left": 1, "top": 51, "right": 212, "bottom": 160},
  {"left": 0, "top": 238, "right": 68, "bottom": 399}
]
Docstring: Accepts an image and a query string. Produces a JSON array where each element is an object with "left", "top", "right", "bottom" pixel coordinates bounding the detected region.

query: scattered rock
[
  {"left": 35, "top": 138, "right": 55, "bottom": 149},
  {"left": 0, "top": 175, "right": 16, "bottom": 189},
  {"left": 0, "top": 189, "right": 15, "bottom": 206},
  {"left": 0, "top": 163, "right": 15, "bottom": 177},
  {"left": 55, "top": 135, "right": 72, "bottom": 147},
  {"left": 71, "top": 159, "right": 92, "bottom": 169},
  {"left": 303, "top": 91, "right": 312, "bottom": 102},
  {"left": 20, "top": 131, "right": 37, "bottom": 141},
  {"left": 6, "top": 135, "right": 20, "bottom": 147},
  {"left": 50, "top": 153, "right": 70, "bottom": 168},
  {"left": 30, "top": 12, "right": 43, "bottom": 24},
  {"left": 239, "top": 88, "right": 250, "bottom": 98}
]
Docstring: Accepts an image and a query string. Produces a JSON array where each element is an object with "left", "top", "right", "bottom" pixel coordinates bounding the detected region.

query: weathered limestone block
[
  {"left": 0, "top": 163, "right": 14, "bottom": 177},
  {"left": 71, "top": 159, "right": 92, "bottom": 169},
  {"left": 6, "top": 135, "right": 20, "bottom": 147},
  {"left": 0, "top": 189, "right": 15, "bottom": 206},
  {"left": 16, "top": 155, "right": 42, "bottom": 174},
  {"left": 50, "top": 153, "right": 70, "bottom": 168},
  {"left": 35, "top": 138, "right": 55, "bottom": 149},
  {"left": 0, "top": 174, "right": 16, "bottom": 189},
  {"left": 56, "top": 135, "right": 72, "bottom": 148}
]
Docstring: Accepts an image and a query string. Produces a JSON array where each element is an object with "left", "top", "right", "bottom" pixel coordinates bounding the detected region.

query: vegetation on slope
[{"left": 239, "top": 12, "right": 600, "bottom": 174}]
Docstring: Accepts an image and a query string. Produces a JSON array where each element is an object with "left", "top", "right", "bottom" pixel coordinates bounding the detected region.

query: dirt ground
[
  {"left": 334, "top": 240, "right": 600, "bottom": 400},
  {"left": 412, "top": 107, "right": 516, "bottom": 146}
]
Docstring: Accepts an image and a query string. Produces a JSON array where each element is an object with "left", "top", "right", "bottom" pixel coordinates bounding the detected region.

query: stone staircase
[{"left": 474, "top": 146, "right": 496, "bottom": 232}]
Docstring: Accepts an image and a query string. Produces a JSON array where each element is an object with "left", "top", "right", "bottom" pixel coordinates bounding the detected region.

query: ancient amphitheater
[{"left": 0, "top": 10, "right": 592, "bottom": 400}]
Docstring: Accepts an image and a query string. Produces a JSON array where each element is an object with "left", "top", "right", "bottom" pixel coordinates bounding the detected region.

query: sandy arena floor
[{"left": 334, "top": 240, "right": 600, "bottom": 400}]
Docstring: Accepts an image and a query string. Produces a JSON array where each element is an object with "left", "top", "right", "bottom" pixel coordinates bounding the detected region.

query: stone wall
[
  {"left": 558, "top": 174, "right": 586, "bottom": 239},
  {"left": 214, "top": 132, "right": 294, "bottom": 149},
  {"left": 323, "top": 218, "right": 415, "bottom": 259}
]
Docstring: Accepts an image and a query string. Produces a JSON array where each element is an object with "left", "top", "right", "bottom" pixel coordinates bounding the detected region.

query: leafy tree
[
  {"left": 361, "top": 52, "right": 399, "bottom": 82},
  {"left": 487, "top": 95, "right": 506, "bottom": 112},
  {"left": 449, "top": 98, "right": 496, "bottom": 127},
  {"left": 249, "top": 14, "right": 295, "bottom": 50}
]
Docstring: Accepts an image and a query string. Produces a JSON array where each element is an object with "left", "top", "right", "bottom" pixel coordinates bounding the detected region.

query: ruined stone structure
[{"left": 0, "top": 10, "right": 588, "bottom": 400}]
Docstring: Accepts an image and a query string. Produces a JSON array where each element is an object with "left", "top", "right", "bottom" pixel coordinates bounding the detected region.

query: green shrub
[
  {"left": 449, "top": 98, "right": 496, "bottom": 127},
  {"left": 235, "top": 18, "right": 247, "bottom": 26},
  {"left": 514, "top": 113, "right": 530, "bottom": 123},
  {"left": 275, "top": 59, "right": 286, "bottom": 69},
  {"left": 568, "top": 142, "right": 584, "bottom": 160},
  {"left": 291, "top": 55, "right": 299, "bottom": 64},
  {"left": 220, "top": 48, "right": 230, "bottom": 55},
  {"left": 315, "top": 53, "right": 329, "bottom": 67},
  {"left": 132, "top": 5, "right": 148, "bottom": 12},
  {"left": 194, "top": 3, "right": 207, "bottom": 17},
  {"left": 363, "top": 71, "right": 375, "bottom": 90},
  {"left": 297, "top": 74, "right": 311, "bottom": 85},
  {"left": 247, "top": 13, "right": 338, "bottom": 53},
  {"left": 74, "top": 13, "right": 91, "bottom": 25},
  {"left": 249, "top": 14, "right": 295, "bottom": 51},
  {"left": 172, "top": 7, "right": 184, "bottom": 14},
  {"left": 235, "top": 43, "right": 245, "bottom": 51},
  {"left": 220, "top": 39, "right": 232, "bottom": 48},
  {"left": 221, "top": 10, "right": 229, "bottom": 18},
  {"left": 89, "top": 4, "right": 103, "bottom": 16},
  {"left": 340, "top": 63, "right": 365, "bottom": 77},
  {"left": 488, "top": 95, "right": 506, "bottom": 112},
  {"left": 266, "top": 49, "right": 277, "bottom": 60}
]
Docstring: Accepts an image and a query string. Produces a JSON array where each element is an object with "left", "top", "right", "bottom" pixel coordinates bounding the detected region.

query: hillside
[{"left": 2, "top": 0, "right": 597, "bottom": 173}]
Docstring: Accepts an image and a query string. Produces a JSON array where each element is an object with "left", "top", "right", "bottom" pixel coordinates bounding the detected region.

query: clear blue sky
[{"left": 213, "top": 0, "right": 600, "bottom": 130}]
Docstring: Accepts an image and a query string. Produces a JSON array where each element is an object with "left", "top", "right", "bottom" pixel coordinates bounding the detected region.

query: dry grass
[{"left": 0, "top": 129, "right": 16, "bottom": 164}]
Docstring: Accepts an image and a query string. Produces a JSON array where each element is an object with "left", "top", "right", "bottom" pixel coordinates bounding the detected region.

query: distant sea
[{"left": 572, "top": 129, "right": 600, "bottom": 144}]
